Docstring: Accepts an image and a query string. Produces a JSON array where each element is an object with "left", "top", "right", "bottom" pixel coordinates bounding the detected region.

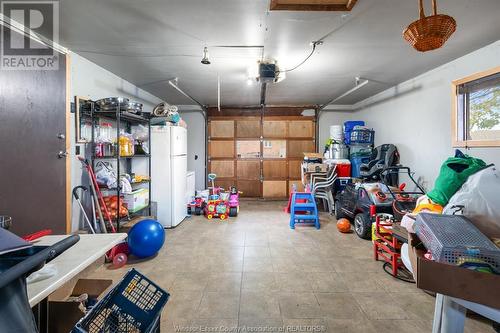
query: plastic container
[
  {"left": 119, "top": 133, "right": 135, "bottom": 157},
  {"left": 99, "top": 122, "right": 113, "bottom": 143},
  {"left": 343, "top": 121, "right": 365, "bottom": 144},
  {"left": 72, "top": 268, "right": 169, "bottom": 333},
  {"left": 350, "top": 153, "right": 371, "bottom": 178},
  {"left": 415, "top": 213, "right": 500, "bottom": 271},
  {"left": 329, "top": 125, "right": 343, "bottom": 141},
  {"left": 349, "top": 128, "right": 374, "bottom": 145}
]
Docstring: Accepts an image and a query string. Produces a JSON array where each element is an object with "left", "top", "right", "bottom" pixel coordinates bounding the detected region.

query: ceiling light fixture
[{"left": 201, "top": 47, "right": 211, "bottom": 65}]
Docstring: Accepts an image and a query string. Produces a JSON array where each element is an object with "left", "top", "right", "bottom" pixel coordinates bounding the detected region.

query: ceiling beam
[{"left": 270, "top": 0, "right": 357, "bottom": 11}]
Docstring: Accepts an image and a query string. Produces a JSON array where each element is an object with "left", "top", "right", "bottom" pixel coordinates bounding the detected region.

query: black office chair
[{"left": 359, "top": 144, "right": 399, "bottom": 185}]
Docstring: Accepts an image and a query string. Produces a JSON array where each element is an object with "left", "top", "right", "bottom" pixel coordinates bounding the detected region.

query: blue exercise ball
[{"left": 127, "top": 219, "right": 165, "bottom": 258}]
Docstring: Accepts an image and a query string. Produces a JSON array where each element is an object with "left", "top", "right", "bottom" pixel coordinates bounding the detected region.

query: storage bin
[
  {"left": 343, "top": 121, "right": 365, "bottom": 144},
  {"left": 124, "top": 189, "right": 149, "bottom": 213},
  {"left": 349, "top": 129, "right": 374, "bottom": 145}
]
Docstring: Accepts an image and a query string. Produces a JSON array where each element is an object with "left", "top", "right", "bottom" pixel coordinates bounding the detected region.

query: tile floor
[{"left": 90, "top": 200, "right": 495, "bottom": 333}]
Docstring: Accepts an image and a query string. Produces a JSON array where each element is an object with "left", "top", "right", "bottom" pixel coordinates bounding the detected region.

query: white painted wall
[
  {"left": 69, "top": 52, "right": 162, "bottom": 231},
  {"left": 319, "top": 41, "right": 500, "bottom": 190},
  {"left": 180, "top": 110, "right": 206, "bottom": 191}
]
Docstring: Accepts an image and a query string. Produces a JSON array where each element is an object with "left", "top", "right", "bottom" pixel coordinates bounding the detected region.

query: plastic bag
[
  {"left": 427, "top": 154, "right": 487, "bottom": 206},
  {"left": 443, "top": 165, "right": 500, "bottom": 238},
  {"left": 133, "top": 124, "right": 149, "bottom": 142}
]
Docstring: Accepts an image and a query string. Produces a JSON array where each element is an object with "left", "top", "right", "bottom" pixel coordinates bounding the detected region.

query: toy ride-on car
[
  {"left": 228, "top": 186, "right": 242, "bottom": 217},
  {"left": 335, "top": 166, "right": 424, "bottom": 239},
  {"left": 205, "top": 196, "right": 229, "bottom": 220},
  {"left": 187, "top": 196, "right": 206, "bottom": 215}
]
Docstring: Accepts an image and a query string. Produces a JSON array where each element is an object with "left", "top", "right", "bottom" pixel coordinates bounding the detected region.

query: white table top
[{"left": 27, "top": 233, "right": 127, "bottom": 307}]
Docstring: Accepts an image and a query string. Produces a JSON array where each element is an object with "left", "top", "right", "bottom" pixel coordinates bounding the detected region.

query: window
[
  {"left": 263, "top": 140, "right": 286, "bottom": 158},
  {"left": 453, "top": 67, "right": 500, "bottom": 147}
]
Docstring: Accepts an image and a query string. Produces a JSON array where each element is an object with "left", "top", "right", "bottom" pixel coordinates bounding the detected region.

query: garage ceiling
[{"left": 54, "top": 0, "right": 499, "bottom": 106}]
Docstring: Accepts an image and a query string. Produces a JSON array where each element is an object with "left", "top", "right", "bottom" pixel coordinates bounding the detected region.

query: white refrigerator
[{"left": 151, "top": 126, "right": 187, "bottom": 228}]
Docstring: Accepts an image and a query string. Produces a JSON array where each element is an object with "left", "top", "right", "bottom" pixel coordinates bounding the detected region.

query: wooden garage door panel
[
  {"left": 263, "top": 161, "right": 287, "bottom": 179},
  {"left": 288, "top": 160, "right": 302, "bottom": 179},
  {"left": 210, "top": 160, "right": 234, "bottom": 178},
  {"left": 218, "top": 180, "right": 236, "bottom": 191},
  {"left": 209, "top": 140, "right": 234, "bottom": 158},
  {"left": 288, "top": 180, "right": 304, "bottom": 192},
  {"left": 288, "top": 140, "right": 315, "bottom": 158},
  {"left": 238, "top": 180, "right": 261, "bottom": 197},
  {"left": 263, "top": 181, "right": 287, "bottom": 198},
  {"left": 289, "top": 121, "right": 314, "bottom": 138},
  {"left": 210, "top": 120, "right": 234, "bottom": 138},
  {"left": 236, "top": 120, "right": 261, "bottom": 138},
  {"left": 237, "top": 160, "right": 260, "bottom": 180},
  {"left": 263, "top": 121, "right": 287, "bottom": 138}
]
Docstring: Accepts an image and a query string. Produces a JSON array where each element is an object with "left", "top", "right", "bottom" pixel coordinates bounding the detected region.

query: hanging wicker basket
[{"left": 403, "top": 0, "right": 456, "bottom": 52}]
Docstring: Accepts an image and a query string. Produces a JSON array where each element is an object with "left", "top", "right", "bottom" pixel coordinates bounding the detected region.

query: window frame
[{"left": 452, "top": 66, "right": 500, "bottom": 148}]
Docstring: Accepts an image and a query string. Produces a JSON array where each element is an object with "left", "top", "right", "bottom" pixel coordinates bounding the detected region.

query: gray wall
[
  {"left": 180, "top": 110, "right": 206, "bottom": 191},
  {"left": 69, "top": 52, "right": 162, "bottom": 231},
  {"left": 318, "top": 40, "right": 500, "bottom": 190}
]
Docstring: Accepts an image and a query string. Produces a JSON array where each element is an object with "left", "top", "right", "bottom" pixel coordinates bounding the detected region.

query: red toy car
[{"left": 187, "top": 196, "right": 206, "bottom": 215}]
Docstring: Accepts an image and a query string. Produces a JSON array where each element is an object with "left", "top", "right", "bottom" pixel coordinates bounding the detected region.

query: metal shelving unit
[{"left": 84, "top": 99, "right": 152, "bottom": 232}]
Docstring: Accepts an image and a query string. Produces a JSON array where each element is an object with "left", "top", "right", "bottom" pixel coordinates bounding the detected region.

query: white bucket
[{"left": 329, "top": 125, "right": 343, "bottom": 141}]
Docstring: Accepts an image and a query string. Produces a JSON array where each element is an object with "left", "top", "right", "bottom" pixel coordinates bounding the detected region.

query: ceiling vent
[{"left": 270, "top": 0, "right": 357, "bottom": 11}]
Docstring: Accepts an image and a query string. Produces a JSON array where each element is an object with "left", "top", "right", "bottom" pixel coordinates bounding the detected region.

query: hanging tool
[{"left": 72, "top": 186, "right": 96, "bottom": 234}]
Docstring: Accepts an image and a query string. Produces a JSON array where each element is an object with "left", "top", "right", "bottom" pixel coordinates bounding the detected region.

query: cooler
[{"left": 332, "top": 159, "right": 351, "bottom": 177}]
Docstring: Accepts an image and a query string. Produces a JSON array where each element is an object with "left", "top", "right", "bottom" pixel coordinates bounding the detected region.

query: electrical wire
[{"left": 278, "top": 41, "right": 320, "bottom": 74}]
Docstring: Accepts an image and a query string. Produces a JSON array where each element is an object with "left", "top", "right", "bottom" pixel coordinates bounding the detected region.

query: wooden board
[
  {"left": 209, "top": 120, "right": 234, "bottom": 138},
  {"left": 263, "top": 120, "right": 287, "bottom": 138},
  {"left": 209, "top": 140, "right": 234, "bottom": 158},
  {"left": 237, "top": 160, "right": 261, "bottom": 180},
  {"left": 209, "top": 160, "right": 234, "bottom": 178},
  {"left": 238, "top": 180, "right": 261, "bottom": 197},
  {"left": 263, "top": 181, "right": 288, "bottom": 198},
  {"left": 288, "top": 140, "right": 315, "bottom": 158},
  {"left": 288, "top": 120, "right": 314, "bottom": 138},
  {"left": 263, "top": 161, "right": 288, "bottom": 179},
  {"left": 236, "top": 119, "right": 261, "bottom": 138},
  {"left": 288, "top": 160, "right": 302, "bottom": 179}
]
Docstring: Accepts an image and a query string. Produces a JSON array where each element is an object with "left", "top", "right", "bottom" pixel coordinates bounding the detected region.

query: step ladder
[{"left": 289, "top": 192, "right": 320, "bottom": 229}]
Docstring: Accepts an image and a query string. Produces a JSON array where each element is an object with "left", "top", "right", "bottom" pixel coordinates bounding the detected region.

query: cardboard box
[
  {"left": 48, "top": 278, "right": 112, "bottom": 333},
  {"left": 303, "top": 152, "right": 323, "bottom": 160},
  {"left": 306, "top": 163, "right": 327, "bottom": 173},
  {"left": 408, "top": 232, "right": 500, "bottom": 309}
]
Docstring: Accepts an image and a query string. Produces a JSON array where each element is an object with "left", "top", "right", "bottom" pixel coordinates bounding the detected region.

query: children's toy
[
  {"left": 205, "top": 199, "right": 229, "bottom": 220},
  {"left": 204, "top": 173, "right": 229, "bottom": 220},
  {"left": 335, "top": 166, "right": 424, "bottom": 239},
  {"left": 373, "top": 214, "right": 415, "bottom": 282},
  {"left": 187, "top": 196, "right": 205, "bottom": 215},
  {"left": 336, "top": 218, "right": 351, "bottom": 233},
  {"left": 228, "top": 186, "right": 241, "bottom": 217}
]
